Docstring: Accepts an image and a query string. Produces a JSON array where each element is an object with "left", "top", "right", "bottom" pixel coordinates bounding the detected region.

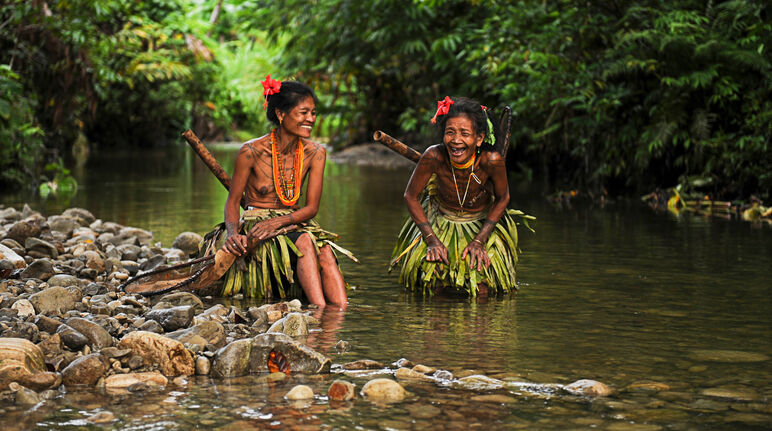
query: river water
[{"left": 1, "top": 145, "right": 770, "bottom": 430}]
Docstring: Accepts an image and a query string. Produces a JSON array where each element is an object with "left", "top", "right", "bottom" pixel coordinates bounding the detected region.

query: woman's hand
[
  {"left": 224, "top": 233, "right": 248, "bottom": 256},
  {"left": 425, "top": 239, "right": 449, "bottom": 265},
  {"left": 462, "top": 239, "right": 490, "bottom": 271},
  {"left": 249, "top": 218, "right": 286, "bottom": 240}
]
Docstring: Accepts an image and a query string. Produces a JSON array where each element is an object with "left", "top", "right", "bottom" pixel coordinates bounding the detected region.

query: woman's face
[
  {"left": 277, "top": 96, "right": 316, "bottom": 139},
  {"left": 443, "top": 114, "right": 483, "bottom": 165}
]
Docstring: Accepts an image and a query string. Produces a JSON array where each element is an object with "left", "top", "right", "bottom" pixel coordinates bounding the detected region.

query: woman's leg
[
  {"left": 318, "top": 245, "right": 347, "bottom": 308},
  {"left": 294, "top": 233, "right": 326, "bottom": 306}
]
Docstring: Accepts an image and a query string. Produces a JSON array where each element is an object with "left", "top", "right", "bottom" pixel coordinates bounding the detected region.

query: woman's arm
[
  {"left": 404, "top": 147, "right": 449, "bottom": 264},
  {"left": 223, "top": 144, "right": 253, "bottom": 256},
  {"left": 462, "top": 152, "right": 510, "bottom": 270}
]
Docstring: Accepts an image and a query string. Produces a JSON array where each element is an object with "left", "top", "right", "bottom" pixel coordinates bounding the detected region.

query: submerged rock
[
  {"left": 564, "top": 379, "right": 613, "bottom": 397},
  {"left": 361, "top": 378, "right": 407, "bottom": 403},
  {"left": 689, "top": 349, "right": 770, "bottom": 363},
  {"left": 328, "top": 379, "right": 356, "bottom": 401},
  {"left": 104, "top": 371, "right": 167, "bottom": 389},
  {"left": 285, "top": 385, "right": 314, "bottom": 400}
]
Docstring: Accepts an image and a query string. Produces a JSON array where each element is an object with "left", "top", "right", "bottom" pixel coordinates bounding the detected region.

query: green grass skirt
[
  {"left": 389, "top": 197, "right": 535, "bottom": 296},
  {"left": 201, "top": 209, "right": 357, "bottom": 298}
]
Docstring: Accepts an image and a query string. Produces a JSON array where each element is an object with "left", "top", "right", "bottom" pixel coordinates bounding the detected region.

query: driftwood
[
  {"left": 120, "top": 225, "right": 299, "bottom": 296},
  {"left": 373, "top": 106, "right": 513, "bottom": 162},
  {"left": 181, "top": 129, "right": 246, "bottom": 209}
]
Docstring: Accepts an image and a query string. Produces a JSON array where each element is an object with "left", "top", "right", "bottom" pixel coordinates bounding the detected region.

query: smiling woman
[
  {"left": 390, "top": 96, "right": 534, "bottom": 297},
  {"left": 201, "top": 76, "right": 357, "bottom": 306}
]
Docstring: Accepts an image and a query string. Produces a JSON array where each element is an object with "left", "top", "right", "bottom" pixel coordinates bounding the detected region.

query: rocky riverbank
[{"left": 0, "top": 203, "right": 615, "bottom": 411}]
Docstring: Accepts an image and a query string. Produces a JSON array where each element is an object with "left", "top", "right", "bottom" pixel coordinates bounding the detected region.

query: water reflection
[{"left": 1, "top": 144, "right": 771, "bottom": 429}]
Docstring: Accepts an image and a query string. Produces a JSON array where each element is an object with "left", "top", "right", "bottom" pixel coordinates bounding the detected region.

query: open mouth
[{"left": 449, "top": 146, "right": 467, "bottom": 158}]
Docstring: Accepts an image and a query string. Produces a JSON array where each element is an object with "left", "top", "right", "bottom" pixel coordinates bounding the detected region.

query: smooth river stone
[
  {"left": 689, "top": 349, "right": 770, "bottom": 363},
  {"left": 360, "top": 378, "right": 407, "bottom": 403},
  {"left": 701, "top": 386, "right": 759, "bottom": 401}
]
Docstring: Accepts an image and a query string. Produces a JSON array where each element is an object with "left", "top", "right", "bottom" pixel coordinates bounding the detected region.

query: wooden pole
[
  {"left": 181, "top": 129, "right": 246, "bottom": 209},
  {"left": 372, "top": 130, "right": 421, "bottom": 163}
]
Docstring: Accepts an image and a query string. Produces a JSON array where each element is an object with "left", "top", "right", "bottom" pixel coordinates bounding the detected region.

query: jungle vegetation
[{"left": 1, "top": 0, "right": 770, "bottom": 201}]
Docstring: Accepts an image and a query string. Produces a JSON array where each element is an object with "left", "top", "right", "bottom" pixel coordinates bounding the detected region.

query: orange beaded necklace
[{"left": 270, "top": 129, "right": 304, "bottom": 206}]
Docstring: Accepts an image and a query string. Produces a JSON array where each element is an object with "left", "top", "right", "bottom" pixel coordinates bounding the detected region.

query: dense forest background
[{"left": 1, "top": 0, "right": 770, "bottom": 200}]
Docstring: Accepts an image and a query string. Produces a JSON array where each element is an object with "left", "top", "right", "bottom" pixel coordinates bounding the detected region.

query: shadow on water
[{"left": 1, "top": 144, "right": 771, "bottom": 429}]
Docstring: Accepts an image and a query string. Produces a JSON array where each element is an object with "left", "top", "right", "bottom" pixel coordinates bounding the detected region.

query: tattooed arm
[
  {"left": 404, "top": 146, "right": 449, "bottom": 265},
  {"left": 223, "top": 143, "right": 254, "bottom": 256}
]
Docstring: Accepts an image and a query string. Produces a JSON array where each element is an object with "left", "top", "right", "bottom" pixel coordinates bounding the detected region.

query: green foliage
[
  {"left": 1, "top": 0, "right": 769, "bottom": 201},
  {"left": 39, "top": 158, "right": 78, "bottom": 201},
  {"left": 0, "top": 64, "right": 44, "bottom": 188}
]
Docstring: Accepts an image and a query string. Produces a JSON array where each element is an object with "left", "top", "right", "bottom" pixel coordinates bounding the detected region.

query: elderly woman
[
  {"left": 391, "top": 96, "right": 533, "bottom": 296},
  {"left": 218, "top": 75, "right": 355, "bottom": 307}
]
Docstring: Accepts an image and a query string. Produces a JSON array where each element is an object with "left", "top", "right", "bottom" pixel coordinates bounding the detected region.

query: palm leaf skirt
[
  {"left": 389, "top": 197, "right": 535, "bottom": 296},
  {"left": 201, "top": 209, "right": 358, "bottom": 299}
]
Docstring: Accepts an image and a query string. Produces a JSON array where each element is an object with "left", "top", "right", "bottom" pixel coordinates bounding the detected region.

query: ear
[
  {"left": 275, "top": 109, "right": 284, "bottom": 123},
  {"left": 475, "top": 133, "right": 484, "bottom": 148}
]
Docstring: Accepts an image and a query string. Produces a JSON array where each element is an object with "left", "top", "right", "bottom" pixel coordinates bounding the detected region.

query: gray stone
[
  {"left": 171, "top": 232, "right": 203, "bottom": 257},
  {"left": 66, "top": 317, "right": 113, "bottom": 349},
  {"left": 61, "top": 208, "right": 95, "bottom": 225},
  {"left": 56, "top": 324, "right": 89, "bottom": 350},
  {"left": 0, "top": 244, "right": 26, "bottom": 269},
  {"left": 46, "top": 274, "right": 80, "bottom": 288},
  {"left": 138, "top": 319, "right": 164, "bottom": 333},
  {"left": 81, "top": 250, "right": 105, "bottom": 273},
  {"left": 267, "top": 312, "right": 309, "bottom": 337},
  {"left": 34, "top": 315, "right": 62, "bottom": 334},
  {"left": 121, "top": 260, "right": 140, "bottom": 275},
  {"left": 20, "top": 259, "right": 55, "bottom": 281},
  {"left": 116, "top": 244, "right": 141, "bottom": 261},
  {"left": 0, "top": 321, "right": 40, "bottom": 342},
  {"left": 211, "top": 332, "right": 331, "bottom": 378},
  {"left": 145, "top": 306, "right": 195, "bottom": 332},
  {"left": 8, "top": 219, "right": 41, "bottom": 243},
  {"left": 139, "top": 254, "right": 165, "bottom": 271},
  {"left": 156, "top": 292, "right": 204, "bottom": 314},
  {"left": 48, "top": 216, "right": 78, "bottom": 236},
  {"left": 11, "top": 299, "right": 35, "bottom": 317},
  {"left": 25, "top": 237, "right": 59, "bottom": 258},
  {"left": 13, "top": 384, "right": 41, "bottom": 405},
  {"left": 61, "top": 353, "right": 109, "bottom": 386},
  {"left": 166, "top": 321, "right": 226, "bottom": 349},
  {"left": 29, "top": 286, "right": 78, "bottom": 315}
]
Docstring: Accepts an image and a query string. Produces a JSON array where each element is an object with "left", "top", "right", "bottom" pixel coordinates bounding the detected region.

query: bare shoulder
[
  {"left": 239, "top": 134, "right": 270, "bottom": 157},
  {"left": 480, "top": 150, "right": 505, "bottom": 169},
  {"left": 302, "top": 139, "right": 327, "bottom": 162},
  {"left": 422, "top": 144, "right": 444, "bottom": 161}
]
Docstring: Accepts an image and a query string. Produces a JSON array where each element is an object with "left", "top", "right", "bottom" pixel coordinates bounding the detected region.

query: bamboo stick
[
  {"left": 181, "top": 129, "right": 246, "bottom": 209},
  {"left": 372, "top": 130, "right": 421, "bottom": 163}
]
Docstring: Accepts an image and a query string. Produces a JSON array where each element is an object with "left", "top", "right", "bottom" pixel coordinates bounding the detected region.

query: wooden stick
[
  {"left": 373, "top": 130, "right": 421, "bottom": 163},
  {"left": 499, "top": 106, "right": 513, "bottom": 158},
  {"left": 181, "top": 129, "right": 246, "bottom": 209}
]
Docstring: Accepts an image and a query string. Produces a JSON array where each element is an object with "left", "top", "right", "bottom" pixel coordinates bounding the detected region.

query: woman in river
[
  {"left": 390, "top": 96, "right": 533, "bottom": 296},
  {"left": 214, "top": 75, "right": 355, "bottom": 307}
]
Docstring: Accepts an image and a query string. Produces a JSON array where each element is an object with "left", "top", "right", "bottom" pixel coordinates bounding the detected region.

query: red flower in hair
[
  {"left": 261, "top": 74, "right": 281, "bottom": 109},
  {"left": 430, "top": 96, "right": 454, "bottom": 124},
  {"left": 261, "top": 74, "right": 282, "bottom": 96}
]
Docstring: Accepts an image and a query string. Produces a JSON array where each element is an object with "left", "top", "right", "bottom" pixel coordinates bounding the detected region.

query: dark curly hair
[
  {"left": 265, "top": 81, "right": 319, "bottom": 126},
  {"left": 435, "top": 96, "right": 499, "bottom": 152}
]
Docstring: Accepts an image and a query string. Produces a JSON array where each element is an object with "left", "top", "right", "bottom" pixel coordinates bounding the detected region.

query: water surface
[{"left": 1, "top": 144, "right": 770, "bottom": 430}]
